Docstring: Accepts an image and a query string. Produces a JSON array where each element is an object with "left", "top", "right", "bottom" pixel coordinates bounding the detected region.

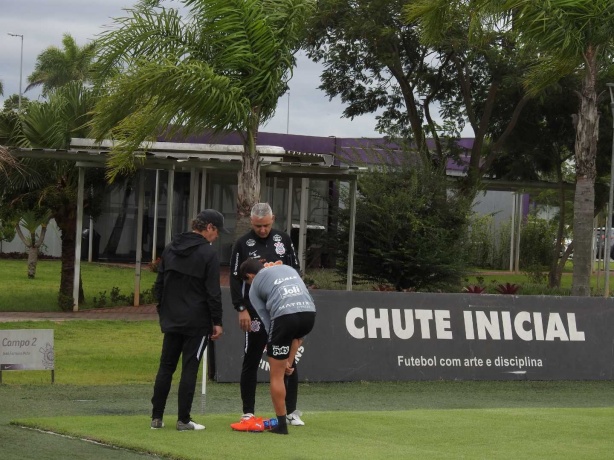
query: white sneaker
[
  {"left": 176, "top": 420, "right": 205, "bottom": 431},
  {"left": 286, "top": 410, "right": 305, "bottom": 426}
]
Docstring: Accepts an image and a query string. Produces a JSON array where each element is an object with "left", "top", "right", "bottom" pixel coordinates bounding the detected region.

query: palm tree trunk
[
  {"left": 55, "top": 207, "right": 84, "bottom": 310},
  {"left": 571, "top": 51, "right": 599, "bottom": 296},
  {"left": 235, "top": 117, "right": 261, "bottom": 237},
  {"left": 549, "top": 163, "right": 568, "bottom": 288}
]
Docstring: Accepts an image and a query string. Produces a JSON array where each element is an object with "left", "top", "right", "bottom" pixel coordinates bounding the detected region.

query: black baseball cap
[{"left": 196, "top": 209, "right": 230, "bottom": 234}]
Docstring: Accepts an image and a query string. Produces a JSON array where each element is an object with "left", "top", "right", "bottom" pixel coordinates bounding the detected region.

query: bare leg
[
  {"left": 285, "top": 338, "right": 303, "bottom": 378},
  {"left": 269, "top": 357, "right": 287, "bottom": 416}
]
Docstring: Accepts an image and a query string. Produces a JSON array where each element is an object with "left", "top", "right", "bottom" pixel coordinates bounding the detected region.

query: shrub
[
  {"left": 519, "top": 215, "right": 557, "bottom": 269},
  {"left": 334, "top": 158, "right": 471, "bottom": 291},
  {"left": 466, "top": 214, "right": 495, "bottom": 268}
]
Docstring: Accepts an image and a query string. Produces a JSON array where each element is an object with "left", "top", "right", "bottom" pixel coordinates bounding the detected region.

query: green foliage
[
  {"left": 92, "top": 284, "right": 156, "bottom": 308},
  {"left": 335, "top": 160, "right": 471, "bottom": 291},
  {"left": 523, "top": 265, "right": 548, "bottom": 285},
  {"left": 493, "top": 221, "right": 512, "bottom": 270},
  {"left": 57, "top": 292, "right": 73, "bottom": 311},
  {"left": 465, "top": 213, "right": 495, "bottom": 268},
  {"left": 0, "top": 81, "right": 107, "bottom": 307},
  {"left": 26, "top": 33, "right": 97, "bottom": 96},
  {"left": 92, "top": 0, "right": 314, "bottom": 183},
  {"left": 465, "top": 214, "right": 511, "bottom": 270},
  {"left": 91, "top": 290, "right": 108, "bottom": 308},
  {"left": 0, "top": 217, "right": 17, "bottom": 242},
  {"left": 519, "top": 215, "right": 557, "bottom": 269},
  {"left": 466, "top": 214, "right": 556, "bottom": 272},
  {"left": 2, "top": 94, "right": 31, "bottom": 113}
]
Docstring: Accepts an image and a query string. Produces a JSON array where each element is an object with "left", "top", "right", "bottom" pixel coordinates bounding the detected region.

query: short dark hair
[
  {"left": 192, "top": 209, "right": 229, "bottom": 233},
  {"left": 239, "top": 258, "right": 264, "bottom": 280}
]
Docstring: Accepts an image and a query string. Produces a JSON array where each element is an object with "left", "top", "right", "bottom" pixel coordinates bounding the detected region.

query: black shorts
[{"left": 267, "top": 312, "right": 316, "bottom": 360}]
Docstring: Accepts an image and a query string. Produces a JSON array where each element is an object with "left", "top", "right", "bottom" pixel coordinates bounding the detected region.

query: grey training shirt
[{"left": 248, "top": 264, "right": 316, "bottom": 333}]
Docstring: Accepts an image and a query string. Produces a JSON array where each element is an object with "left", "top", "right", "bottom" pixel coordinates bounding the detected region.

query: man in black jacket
[
  {"left": 151, "top": 209, "right": 227, "bottom": 431},
  {"left": 229, "top": 203, "right": 304, "bottom": 432}
]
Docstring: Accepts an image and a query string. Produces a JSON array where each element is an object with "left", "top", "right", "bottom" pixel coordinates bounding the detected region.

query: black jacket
[
  {"left": 154, "top": 232, "right": 223, "bottom": 335},
  {"left": 229, "top": 228, "right": 300, "bottom": 311}
]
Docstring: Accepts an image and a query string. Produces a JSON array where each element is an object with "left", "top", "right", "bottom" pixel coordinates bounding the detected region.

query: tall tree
[
  {"left": 2, "top": 94, "right": 30, "bottom": 113},
  {"left": 306, "top": 0, "right": 445, "bottom": 159},
  {"left": 25, "top": 34, "right": 97, "bottom": 97},
  {"left": 473, "top": 0, "right": 614, "bottom": 296},
  {"left": 307, "top": 0, "right": 531, "bottom": 191},
  {"left": 91, "top": 0, "right": 314, "bottom": 234},
  {"left": 486, "top": 80, "right": 579, "bottom": 287}
]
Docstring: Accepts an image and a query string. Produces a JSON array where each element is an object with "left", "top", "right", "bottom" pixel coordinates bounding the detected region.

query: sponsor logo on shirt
[
  {"left": 274, "top": 275, "right": 299, "bottom": 285},
  {"left": 278, "top": 284, "right": 302, "bottom": 298},
  {"left": 279, "top": 300, "right": 313, "bottom": 311},
  {"left": 273, "top": 234, "right": 282, "bottom": 242},
  {"left": 246, "top": 239, "right": 256, "bottom": 247}
]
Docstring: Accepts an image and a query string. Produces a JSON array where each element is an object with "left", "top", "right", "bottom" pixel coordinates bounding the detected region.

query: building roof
[{"left": 10, "top": 137, "right": 363, "bottom": 180}]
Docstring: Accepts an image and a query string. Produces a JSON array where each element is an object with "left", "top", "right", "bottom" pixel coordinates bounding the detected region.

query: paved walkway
[
  {"left": 0, "top": 266, "right": 231, "bottom": 323},
  {"left": 0, "top": 305, "right": 159, "bottom": 322}
]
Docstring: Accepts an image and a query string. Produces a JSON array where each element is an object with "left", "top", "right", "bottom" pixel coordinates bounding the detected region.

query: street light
[
  {"left": 7, "top": 32, "right": 23, "bottom": 114},
  {"left": 604, "top": 83, "right": 614, "bottom": 297}
]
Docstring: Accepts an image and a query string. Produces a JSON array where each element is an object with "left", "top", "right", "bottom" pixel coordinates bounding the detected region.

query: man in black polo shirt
[{"left": 229, "top": 202, "right": 304, "bottom": 431}]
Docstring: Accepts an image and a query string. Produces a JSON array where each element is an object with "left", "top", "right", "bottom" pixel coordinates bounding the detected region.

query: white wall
[{"left": 0, "top": 219, "right": 62, "bottom": 257}]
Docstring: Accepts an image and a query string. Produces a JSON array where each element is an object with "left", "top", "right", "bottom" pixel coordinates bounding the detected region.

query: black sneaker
[{"left": 269, "top": 424, "right": 289, "bottom": 435}]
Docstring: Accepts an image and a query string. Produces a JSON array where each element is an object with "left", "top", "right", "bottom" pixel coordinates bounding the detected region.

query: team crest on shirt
[
  {"left": 273, "top": 234, "right": 282, "bottom": 242},
  {"left": 250, "top": 319, "right": 261, "bottom": 332},
  {"left": 246, "top": 239, "right": 256, "bottom": 247},
  {"left": 274, "top": 242, "right": 286, "bottom": 255}
]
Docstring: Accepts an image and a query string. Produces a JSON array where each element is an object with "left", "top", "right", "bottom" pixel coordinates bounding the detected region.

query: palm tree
[
  {"left": 471, "top": 0, "right": 614, "bottom": 296},
  {"left": 0, "top": 82, "right": 103, "bottom": 308},
  {"left": 91, "top": 0, "right": 314, "bottom": 234},
  {"left": 25, "top": 34, "right": 97, "bottom": 97},
  {"left": 15, "top": 210, "right": 52, "bottom": 279}
]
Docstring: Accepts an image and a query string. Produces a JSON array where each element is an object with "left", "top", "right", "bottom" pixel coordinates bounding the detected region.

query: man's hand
[
  {"left": 284, "top": 360, "right": 295, "bottom": 376},
  {"left": 238, "top": 309, "right": 251, "bottom": 332},
  {"left": 211, "top": 325, "right": 223, "bottom": 341}
]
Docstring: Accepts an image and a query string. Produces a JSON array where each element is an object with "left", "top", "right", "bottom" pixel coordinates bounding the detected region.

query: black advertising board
[{"left": 215, "top": 289, "right": 614, "bottom": 382}]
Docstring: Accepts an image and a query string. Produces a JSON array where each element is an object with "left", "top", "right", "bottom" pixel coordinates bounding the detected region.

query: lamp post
[
  {"left": 604, "top": 83, "right": 614, "bottom": 297},
  {"left": 7, "top": 33, "right": 23, "bottom": 114},
  {"left": 286, "top": 91, "right": 290, "bottom": 134}
]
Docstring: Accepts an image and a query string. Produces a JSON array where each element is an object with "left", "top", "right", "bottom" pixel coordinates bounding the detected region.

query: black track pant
[
  {"left": 240, "top": 321, "right": 298, "bottom": 415},
  {"left": 151, "top": 332, "right": 208, "bottom": 423}
]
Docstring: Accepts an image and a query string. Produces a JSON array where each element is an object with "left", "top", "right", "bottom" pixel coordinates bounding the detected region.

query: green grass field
[
  {"left": 0, "top": 260, "right": 158, "bottom": 311},
  {"left": 2, "top": 258, "right": 614, "bottom": 313},
  {"left": 1, "top": 321, "right": 613, "bottom": 459}
]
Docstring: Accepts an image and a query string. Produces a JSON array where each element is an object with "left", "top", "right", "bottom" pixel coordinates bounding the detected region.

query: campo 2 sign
[
  {"left": 0, "top": 329, "right": 54, "bottom": 372},
  {"left": 215, "top": 290, "right": 614, "bottom": 381}
]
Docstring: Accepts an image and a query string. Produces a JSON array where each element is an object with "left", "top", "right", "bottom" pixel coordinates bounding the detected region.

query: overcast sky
[{"left": 0, "top": 0, "right": 391, "bottom": 139}]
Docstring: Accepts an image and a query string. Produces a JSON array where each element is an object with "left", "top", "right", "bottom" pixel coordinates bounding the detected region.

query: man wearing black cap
[{"left": 151, "top": 209, "right": 228, "bottom": 431}]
